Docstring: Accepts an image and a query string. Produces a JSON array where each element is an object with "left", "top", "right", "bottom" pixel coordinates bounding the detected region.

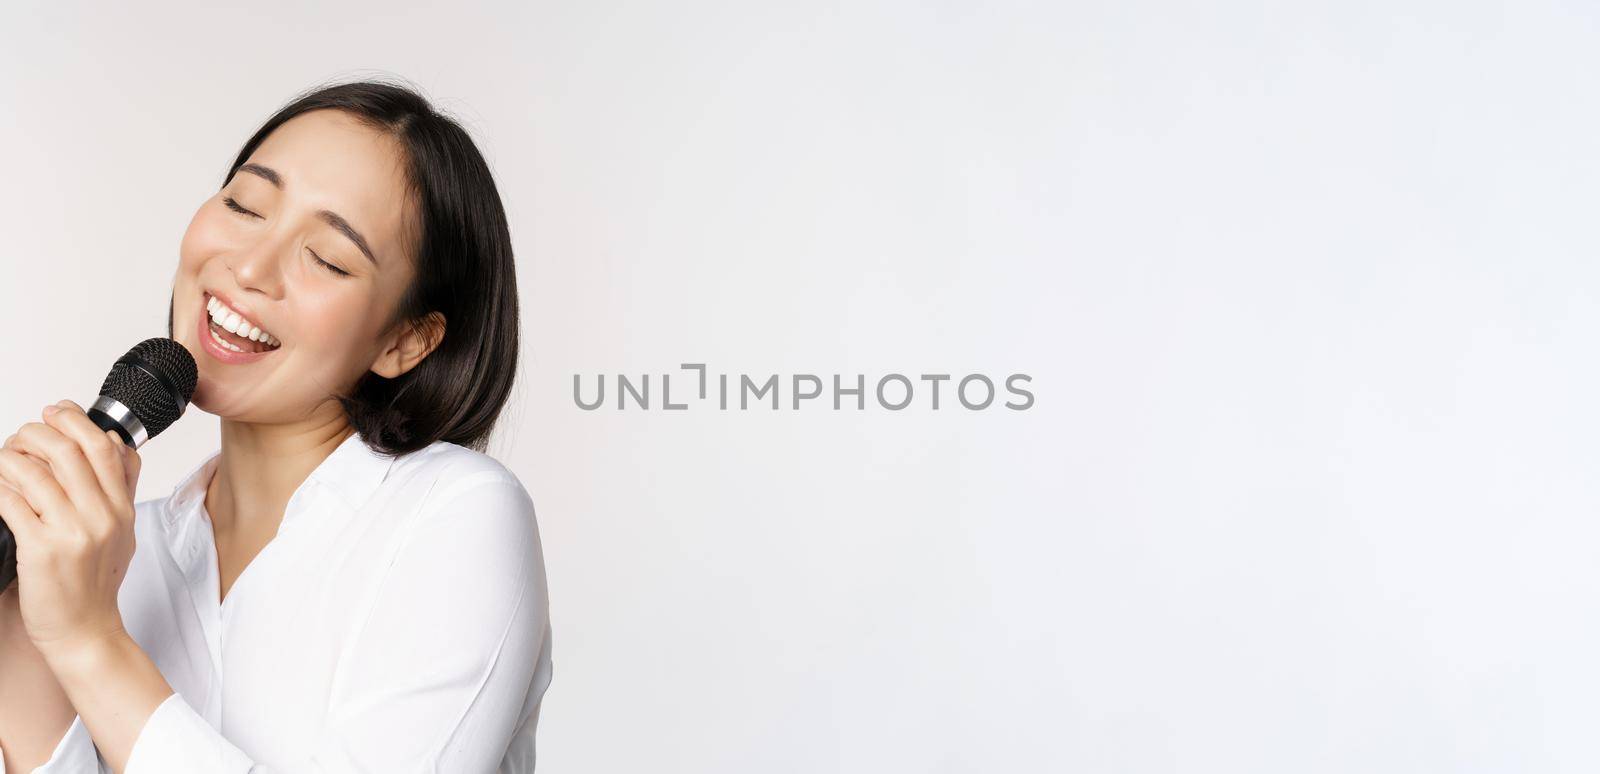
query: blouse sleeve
[{"left": 122, "top": 472, "right": 550, "bottom": 774}]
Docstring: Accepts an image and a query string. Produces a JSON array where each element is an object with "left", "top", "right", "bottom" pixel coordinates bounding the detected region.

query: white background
[{"left": 3, "top": 1, "right": 1597, "bottom": 771}]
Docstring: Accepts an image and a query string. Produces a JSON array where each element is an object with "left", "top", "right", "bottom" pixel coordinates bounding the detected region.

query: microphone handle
[{"left": 0, "top": 521, "right": 14, "bottom": 593}]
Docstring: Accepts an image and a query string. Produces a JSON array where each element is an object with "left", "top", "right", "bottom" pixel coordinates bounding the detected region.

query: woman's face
[{"left": 170, "top": 109, "right": 425, "bottom": 423}]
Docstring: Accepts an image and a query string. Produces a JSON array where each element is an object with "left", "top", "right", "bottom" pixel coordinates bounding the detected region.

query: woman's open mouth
[{"left": 198, "top": 292, "right": 282, "bottom": 363}]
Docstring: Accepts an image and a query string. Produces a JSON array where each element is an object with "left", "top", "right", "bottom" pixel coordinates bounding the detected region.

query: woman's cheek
[{"left": 179, "top": 213, "right": 222, "bottom": 265}]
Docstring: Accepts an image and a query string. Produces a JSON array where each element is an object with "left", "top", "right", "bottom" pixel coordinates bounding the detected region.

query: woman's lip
[{"left": 196, "top": 299, "right": 275, "bottom": 365}]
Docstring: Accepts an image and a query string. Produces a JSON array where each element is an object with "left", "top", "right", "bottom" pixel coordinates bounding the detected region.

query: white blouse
[{"left": 1, "top": 432, "right": 553, "bottom": 773}]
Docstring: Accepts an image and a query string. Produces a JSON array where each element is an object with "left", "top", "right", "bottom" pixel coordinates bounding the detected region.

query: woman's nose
[{"left": 226, "top": 234, "right": 288, "bottom": 299}]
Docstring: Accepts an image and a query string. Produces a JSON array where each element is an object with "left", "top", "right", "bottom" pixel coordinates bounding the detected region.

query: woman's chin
[
  {"left": 189, "top": 384, "right": 287, "bottom": 424},
  {"left": 190, "top": 376, "right": 246, "bottom": 418},
  {"left": 189, "top": 383, "right": 220, "bottom": 415}
]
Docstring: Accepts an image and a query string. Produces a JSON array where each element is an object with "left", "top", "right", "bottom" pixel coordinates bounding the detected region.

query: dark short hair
[{"left": 176, "top": 79, "right": 520, "bottom": 457}]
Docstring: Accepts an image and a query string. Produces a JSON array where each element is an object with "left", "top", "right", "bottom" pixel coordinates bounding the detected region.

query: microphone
[
  {"left": 87, "top": 338, "right": 199, "bottom": 449},
  {"left": 0, "top": 338, "right": 197, "bottom": 591}
]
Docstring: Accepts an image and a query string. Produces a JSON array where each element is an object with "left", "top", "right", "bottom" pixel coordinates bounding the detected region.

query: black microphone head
[{"left": 97, "top": 338, "right": 198, "bottom": 442}]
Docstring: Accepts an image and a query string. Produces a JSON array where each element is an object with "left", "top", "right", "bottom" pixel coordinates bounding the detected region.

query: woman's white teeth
[
  {"left": 206, "top": 295, "right": 279, "bottom": 347},
  {"left": 209, "top": 327, "right": 248, "bottom": 353}
]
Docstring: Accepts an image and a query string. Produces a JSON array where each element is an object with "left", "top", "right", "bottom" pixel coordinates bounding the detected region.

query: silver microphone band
[{"left": 91, "top": 395, "right": 149, "bottom": 448}]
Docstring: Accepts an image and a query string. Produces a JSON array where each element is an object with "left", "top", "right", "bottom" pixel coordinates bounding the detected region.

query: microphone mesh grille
[{"left": 98, "top": 338, "right": 199, "bottom": 440}]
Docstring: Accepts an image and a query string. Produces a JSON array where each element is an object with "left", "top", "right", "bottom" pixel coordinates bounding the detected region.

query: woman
[{"left": 0, "top": 80, "right": 552, "bottom": 773}]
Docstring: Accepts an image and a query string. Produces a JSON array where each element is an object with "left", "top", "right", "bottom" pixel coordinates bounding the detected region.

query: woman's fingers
[
  {"left": 42, "top": 400, "right": 134, "bottom": 508},
  {"left": 0, "top": 448, "right": 72, "bottom": 527},
  {"left": 0, "top": 479, "right": 42, "bottom": 544},
  {"left": 4, "top": 419, "right": 104, "bottom": 519},
  {"left": 120, "top": 441, "right": 141, "bottom": 502}
]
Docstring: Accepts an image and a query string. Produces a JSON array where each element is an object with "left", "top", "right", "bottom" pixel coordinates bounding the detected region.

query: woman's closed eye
[
  {"left": 308, "top": 248, "right": 351, "bottom": 277},
  {"left": 222, "top": 196, "right": 260, "bottom": 219},
  {"left": 223, "top": 196, "right": 351, "bottom": 277}
]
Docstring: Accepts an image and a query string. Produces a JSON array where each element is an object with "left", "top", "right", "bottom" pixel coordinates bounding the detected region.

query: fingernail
[{"left": 43, "top": 405, "right": 59, "bottom": 415}]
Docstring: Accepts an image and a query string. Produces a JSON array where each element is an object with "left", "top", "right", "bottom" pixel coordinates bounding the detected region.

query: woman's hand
[{"left": 0, "top": 399, "right": 141, "bottom": 656}]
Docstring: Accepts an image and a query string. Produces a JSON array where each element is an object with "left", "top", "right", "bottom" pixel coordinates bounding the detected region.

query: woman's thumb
[{"left": 121, "top": 444, "right": 142, "bottom": 498}]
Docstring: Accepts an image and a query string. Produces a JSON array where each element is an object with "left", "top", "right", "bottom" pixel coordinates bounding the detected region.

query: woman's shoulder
[
  {"left": 384, "top": 441, "right": 537, "bottom": 522},
  {"left": 391, "top": 440, "right": 526, "bottom": 491},
  {"left": 381, "top": 442, "right": 544, "bottom": 578}
]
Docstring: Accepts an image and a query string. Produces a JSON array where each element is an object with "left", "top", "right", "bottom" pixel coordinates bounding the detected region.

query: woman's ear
[{"left": 370, "top": 311, "right": 446, "bottom": 379}]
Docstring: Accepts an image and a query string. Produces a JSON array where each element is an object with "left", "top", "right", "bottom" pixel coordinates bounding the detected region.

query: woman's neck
[{"left": 205, "top": 414, "right": 355, "bottom": 538}]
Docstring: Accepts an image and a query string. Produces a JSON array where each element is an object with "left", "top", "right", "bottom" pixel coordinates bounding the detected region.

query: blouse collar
[{"left": 161, "top": 431, "right": 399, "bottom": 530}]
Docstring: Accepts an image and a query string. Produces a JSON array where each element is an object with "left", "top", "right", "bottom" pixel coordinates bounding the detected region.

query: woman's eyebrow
[
  {"left": 237, "top": 163, "right": 379, "bottom": 267},
  {"left": 239, "top": 162, "right": 282, "bottom": 187}
]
